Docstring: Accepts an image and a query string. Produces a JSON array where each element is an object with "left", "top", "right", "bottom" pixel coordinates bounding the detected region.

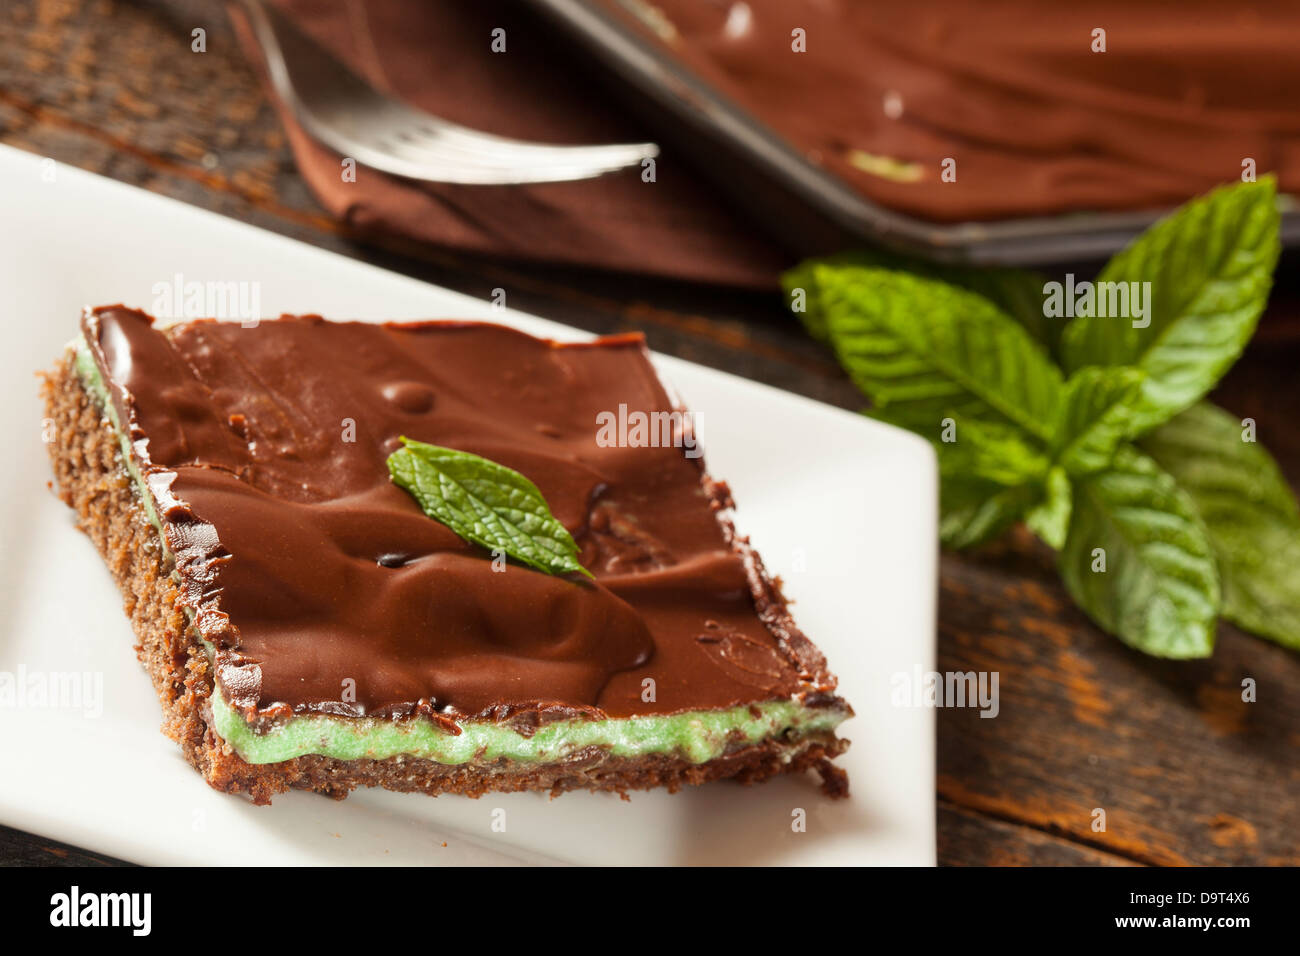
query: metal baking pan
[{"left": 522, "top": 0, "right": 1300, "bottom": 267}]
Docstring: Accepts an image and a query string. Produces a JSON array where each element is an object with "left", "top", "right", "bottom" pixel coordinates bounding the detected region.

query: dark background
[{"left": 2, "top": 0, "right": 1298, "bottom": 866}]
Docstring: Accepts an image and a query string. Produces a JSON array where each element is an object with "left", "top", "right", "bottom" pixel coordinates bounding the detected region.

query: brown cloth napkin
[{"left": 232, "top": 0, "right": 788, "bottom": 288}]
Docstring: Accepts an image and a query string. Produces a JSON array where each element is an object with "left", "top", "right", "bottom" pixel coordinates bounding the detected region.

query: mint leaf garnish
[
  {"left": 387, "top": 437, "right": 592, "bottom": 579},
  {"left": 1061, "top": 178, "right": 1280, "bottom": 435},
  {"left": 1059, "top": 447, "right": 1219, "bottom": 658},
  {"left": 815, "top": 267, "right": 1063, "bottom": 441},
  {"left": 1141, "top": 403, "right": 1300, "bottom": 650}
]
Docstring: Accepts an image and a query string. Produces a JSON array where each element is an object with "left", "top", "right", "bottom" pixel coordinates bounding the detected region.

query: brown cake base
[{"left": 42, "top": 356, "right": 849, "bottom": 806}]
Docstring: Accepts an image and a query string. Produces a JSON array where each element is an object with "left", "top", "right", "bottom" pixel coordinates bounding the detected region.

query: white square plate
[{"left": 0, "top": 145, "right": 936, "bottom": 865}]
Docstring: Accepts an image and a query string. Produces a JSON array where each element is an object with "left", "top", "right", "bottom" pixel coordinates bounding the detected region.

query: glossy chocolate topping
[
  {"left": 83, "top": 307, "right": 833, "bottom": 726},
  {"left": 610, "top": 0, "right": 1298, "bottom": 221}
]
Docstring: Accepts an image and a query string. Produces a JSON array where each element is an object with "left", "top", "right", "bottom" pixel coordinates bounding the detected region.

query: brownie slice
[{"left": 42, "top": 306, "right": 850, "bottom": 805}]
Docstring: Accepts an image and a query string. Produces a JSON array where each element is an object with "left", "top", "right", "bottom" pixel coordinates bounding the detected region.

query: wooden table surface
[{"left": 3, "top": 0, "right": 1297, "bottom": 867}]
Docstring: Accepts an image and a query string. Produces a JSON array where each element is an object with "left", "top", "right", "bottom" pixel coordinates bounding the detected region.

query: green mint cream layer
[{"left": 73, "top": 336, "right": 848, "bottom": 766}]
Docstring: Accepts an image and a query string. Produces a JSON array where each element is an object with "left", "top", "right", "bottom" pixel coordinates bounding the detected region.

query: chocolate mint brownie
[{"left": 42, "top": 306, "right": 851, "bottom": 805}]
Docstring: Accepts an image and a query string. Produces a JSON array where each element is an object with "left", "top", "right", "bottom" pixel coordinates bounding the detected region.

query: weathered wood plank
[
  {"left": 938, "top": 802, "right": 1138, "bottom": 866},
  {"left": 0, "top": 824, "right": 130, "bottom": 866}
]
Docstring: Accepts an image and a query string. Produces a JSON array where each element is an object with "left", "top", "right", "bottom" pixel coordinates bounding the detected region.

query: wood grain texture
[
  {"left": 938, "top": 802, "right": 1138, "bottom": 867},
  {"left": 0, "top": 824, "right": 129, "bottom": 866},
  {"left": 3, "top": 0, "right": 1299, "bottom": 867}
]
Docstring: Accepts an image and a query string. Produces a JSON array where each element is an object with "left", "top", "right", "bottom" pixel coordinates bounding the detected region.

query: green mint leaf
[
  {"left": 1024, "top": 466, "right": 1072, "bottom": 549},
  {"left": 1059, "top": 446, "right": 1219, "bottom": 658},
  {"left": 784, "top": 250, "right": 1055, "bottom": 353},
  {"left": 387, "top": 437, "right": 592, "bottom": 579},
  {"left": 1060, "top": 178, "right": 1280, "bottom": 435},
  {"left": 1140, "top": 402, "right": 1300, "bottom": 650},
  {"left": 1051, "top": 367, "right": 1145, "bottom": 475},
  {"left": 940, "top": 476, "right": 1042, "bottom": 550},
  {"left": 815, "top": 267, "right": 1064, "bottom": 442},
  {"left": 915, "top": 416, "right": 1045, "bottom": 486}
]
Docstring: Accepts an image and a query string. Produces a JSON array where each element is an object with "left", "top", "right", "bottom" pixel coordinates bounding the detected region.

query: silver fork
[{"left": 239, "top": 0, "right": 659, "bottom": 184}]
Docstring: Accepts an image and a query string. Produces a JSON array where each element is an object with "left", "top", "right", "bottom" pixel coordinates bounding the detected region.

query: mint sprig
[
  {"left": 387, "top": 437, "right": 592, "bottom": 579},
  {"left": 786, "top": 178, "right": 1288, "bottom": 658}
]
